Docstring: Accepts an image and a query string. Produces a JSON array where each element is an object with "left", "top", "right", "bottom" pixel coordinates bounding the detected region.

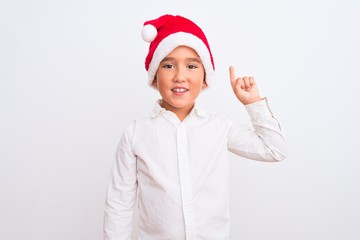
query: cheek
[
  {"left": 155, "top": 79, "right": 170, "bottom": 93},
  {"left": 193, "top": 81, "right": 205, "bottom": 93}
]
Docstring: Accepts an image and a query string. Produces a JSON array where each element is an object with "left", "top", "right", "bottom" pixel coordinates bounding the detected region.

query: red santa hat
[{"left": 141, "top": 14, "right": 215, "bottom": 88}]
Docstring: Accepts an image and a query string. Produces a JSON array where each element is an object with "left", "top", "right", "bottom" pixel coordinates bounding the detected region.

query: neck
[
  {"left": 175, "top": 108, "right": 192, "bottom": 121},
  {"left": 160, "top": 101, "right": 194, "bottom": 121}
]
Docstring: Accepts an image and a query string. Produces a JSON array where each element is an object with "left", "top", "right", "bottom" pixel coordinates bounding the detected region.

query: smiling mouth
[{"left": 171, "top": 87, "right": 188, "bottom": 93}]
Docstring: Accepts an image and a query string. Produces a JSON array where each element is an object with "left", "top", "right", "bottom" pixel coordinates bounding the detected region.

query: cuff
[{"left": 244, "top": 97, "right": 277, "bottom": 124}]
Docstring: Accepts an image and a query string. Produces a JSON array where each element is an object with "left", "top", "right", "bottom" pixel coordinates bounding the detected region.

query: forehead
[{"left": 165, "top": 46, "right": 201, "bottom": 59}]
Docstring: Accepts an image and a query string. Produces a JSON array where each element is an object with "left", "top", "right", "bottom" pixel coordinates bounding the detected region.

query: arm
[
  {"left": 104, "top": 125, "right": 137, "bottom": 240},
  {"left": 228, "top": 66, "right": 287, "bottom": 161}
]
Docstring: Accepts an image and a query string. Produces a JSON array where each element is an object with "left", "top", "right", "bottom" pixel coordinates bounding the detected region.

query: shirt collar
[
  {"left": 150, "top": 100, "right": 165, "bottom": 118},
  {"left": 150, "top": 99, "right": 208, "bottom": 119}
]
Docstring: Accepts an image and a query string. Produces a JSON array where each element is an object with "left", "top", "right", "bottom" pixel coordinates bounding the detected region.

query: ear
[
  {"left": 202, "top": 79, "right": 208, "bottom": 89},
  {"left": 201, "top": 71, "right": 208, "bottom": 89},
  {"left": 151, "top": 77, "right": 158, "bottom": 88}
]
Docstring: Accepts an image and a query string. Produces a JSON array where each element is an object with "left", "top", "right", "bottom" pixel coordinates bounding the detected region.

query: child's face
[{"left": 153, "top": 46, "right": 207, "bottom": 115}]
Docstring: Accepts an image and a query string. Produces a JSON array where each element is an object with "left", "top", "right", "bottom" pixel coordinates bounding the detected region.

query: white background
[{"left": 1, "top": 0, "right": 359, "bottom": 239}]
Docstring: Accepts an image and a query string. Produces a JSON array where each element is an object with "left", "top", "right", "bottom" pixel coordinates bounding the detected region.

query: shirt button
[
  {"left": 184, "top": 207, "right": 192, "bottom": 215},
  {"left": 182, "top": 178, "right": 187, "bottom": 185}
]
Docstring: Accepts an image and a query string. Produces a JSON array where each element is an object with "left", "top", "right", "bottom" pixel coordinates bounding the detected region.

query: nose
[{"left": 173, "top": 67, "right": 186, "bottom": 83}]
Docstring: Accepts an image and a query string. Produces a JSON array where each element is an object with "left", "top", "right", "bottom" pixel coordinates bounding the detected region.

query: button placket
[{"left": 176, "top": 124, "right": 197, "bottom": 239}]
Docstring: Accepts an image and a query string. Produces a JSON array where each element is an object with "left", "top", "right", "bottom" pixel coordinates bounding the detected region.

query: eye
[
  {"left": 187, "top": 64, "right": 198, "bottom": 69},
  {"left": 162, "top": 63, "right": 174, "bottom": 69}
]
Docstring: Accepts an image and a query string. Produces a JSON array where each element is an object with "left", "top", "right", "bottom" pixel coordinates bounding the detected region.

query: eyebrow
[{"left": 161, "top": 57, "right": 202, "bottom": 63}]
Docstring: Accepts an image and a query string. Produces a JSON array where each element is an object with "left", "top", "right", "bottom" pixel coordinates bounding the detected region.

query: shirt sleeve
[
  {"left": 227, "top": 98, "right": 287, "bottom": 162},
  {"left": 104, "top": 123, "right": 138, "bottom": 240}
]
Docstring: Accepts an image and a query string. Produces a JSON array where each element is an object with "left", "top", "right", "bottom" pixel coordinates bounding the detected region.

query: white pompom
[{"left": 141, "top": 24, "right": 157, "bottom": 42}]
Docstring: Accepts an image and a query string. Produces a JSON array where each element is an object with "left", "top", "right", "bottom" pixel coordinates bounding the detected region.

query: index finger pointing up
[{"left": 229, "top": 65, "right": 236, "bottom": 87}]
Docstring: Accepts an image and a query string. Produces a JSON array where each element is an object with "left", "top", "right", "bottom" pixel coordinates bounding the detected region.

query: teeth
[{"left": 173, "top": 88, "right": 187, "bottom": 93}]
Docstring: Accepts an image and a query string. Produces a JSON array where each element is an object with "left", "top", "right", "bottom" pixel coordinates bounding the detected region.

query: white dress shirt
[{"left": 104, "top": 99, "right": 287, "bottom": 240}]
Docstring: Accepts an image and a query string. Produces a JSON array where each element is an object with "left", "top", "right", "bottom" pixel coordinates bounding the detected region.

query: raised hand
[{"left": 229, "top": 66, "right": 262, "bottom": 105}]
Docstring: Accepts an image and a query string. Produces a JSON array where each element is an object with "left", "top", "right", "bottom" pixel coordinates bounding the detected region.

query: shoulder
[
  {"left": 124, "top": 114, "right": 150, "bottom": 132},
  {"left": 124, "top": 110, "right": 160, "bottom": 137},
  {"left": 196, "top": 107, "right": 233, "bottom": 126},
  {"left": 118, "top": 114, "right": 151, "bottom": 148}
]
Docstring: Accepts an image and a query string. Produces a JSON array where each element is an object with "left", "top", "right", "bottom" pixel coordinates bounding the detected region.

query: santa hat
[{"left": 141, "top": 14, "right": 215, "bottom": 88}]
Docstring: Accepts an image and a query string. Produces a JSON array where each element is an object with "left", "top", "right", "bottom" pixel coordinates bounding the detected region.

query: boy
[{"left": 104, "top": 14, "right": 287, "bottom": 240}]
